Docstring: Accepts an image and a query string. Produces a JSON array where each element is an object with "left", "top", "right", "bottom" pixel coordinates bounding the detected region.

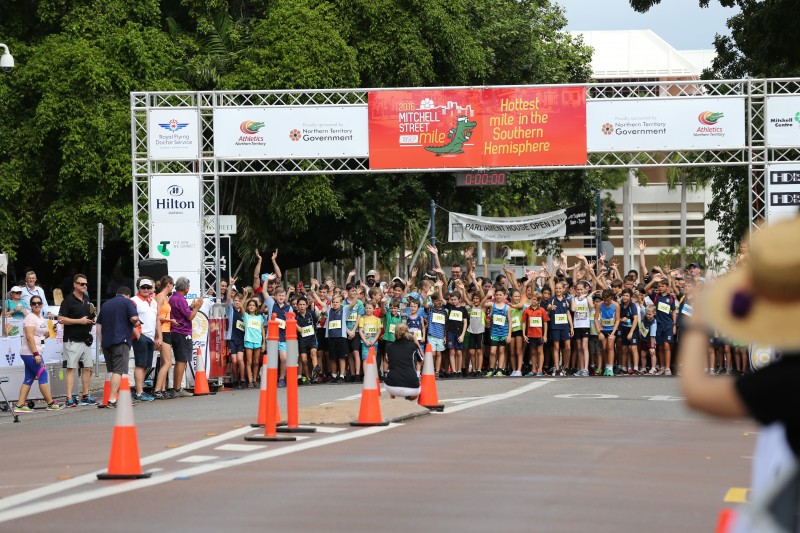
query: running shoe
[
  {"left": 176, "top": 389, "right": 194, "bottom": 398},
  {"left": 664, "top": 368, "right": 673, "bottom": 376},
  {"left": 593, "top": 368, "right": 602, "bottom": 376},
  {"left": 602, "top": 367, "right": 614, "bottom": 377},
  {"left": 575, "top": 369, "right": 588, "bottom": 377},
  {"left": 558, "top": 369, "right": 566, "bottom": 377},
  {"left": 311, "top": 365, "right": 321, "bottom": 382},
  {"left": 139, "top": 392, "right": 155, "bottom": 402},
  {"left": 524, "top": 371, "right": 535, "bottom": 377},
  {"left": 13, "top": 404, "right": 33, "bottom": 413},
  {"left": 336, "top": 376, "right": 345, "bottom": 384},
  {"left": 535, "top": 372, "right": 544, "bottom": 377},
  {"left": 65, "top": 396, "right": 79, "bottom": 408},
  {"left": 80, "top": 394, "right": 98, "bottom": 406},
  {"left": 627, "top": 368, "right": 635, "bottom": 376},
  {"left": 278, "top": 378, "right": 286, "bottom": 388},
  {"left": 46, "top": 401, "right": 63, "bottom": 411},
  {"left": 153, "top": 391, "right": 167, "bottom": 400},
  {"left": 299, "top": 376, "right": 309, "bottom": 385},
  {"left": 648, "top": 367, "right": 657, "bottom": 375},
  {"left": 106, "top": 401, "right": 117, "bottom": 408}
]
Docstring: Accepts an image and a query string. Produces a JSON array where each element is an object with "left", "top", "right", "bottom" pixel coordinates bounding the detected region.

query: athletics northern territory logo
[
  {"left": 695, "top": 111, "right": 725, "bottom": 137},
  {"left": 236, "top": 120, "right": 266, "bottom": 147}
]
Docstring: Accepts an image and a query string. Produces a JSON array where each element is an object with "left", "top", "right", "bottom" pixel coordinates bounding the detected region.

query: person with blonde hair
[{"left": 384, "top": 323, "right": 421, "bottom": 400}]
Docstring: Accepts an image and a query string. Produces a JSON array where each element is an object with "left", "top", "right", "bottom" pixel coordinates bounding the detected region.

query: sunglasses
[
  {"left": 31, "top": 302, "right": 43, "bottom": 306},
  {"left": 77, "top": 282, "right": 88, "bottom": 286},
  {"left": 140, "top": 285, "right": 153, "bottom": 290}
]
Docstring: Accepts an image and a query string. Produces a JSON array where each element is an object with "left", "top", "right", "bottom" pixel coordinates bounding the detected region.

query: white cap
[
  {"left": 138, "top": 278, "right": 154, "bottom": 288},
  {"left": 10, "top": 286, "right": 22, "bottom": 293}
]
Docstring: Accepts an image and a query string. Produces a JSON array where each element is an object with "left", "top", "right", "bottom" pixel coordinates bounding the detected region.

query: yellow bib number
[
  {"left": 511, "top": 315, "right": 521, "bottom": 329},
  {"left": 529, "top": 316, "right": 542, "bottom": 328},
  {"left": 328, "top": 320, "right": 341, "bottom": 329},
  {"left": 449, "top": 310, "right": 463, "bottom": 322},
  {"left": 554, "top": 313, "right": 568, "bottom": 325},
  {"left": 657, "top": 301, "right": 671, "bottom": 314},
  {"left": 492, "top": 314, "right": 506, "bottom": 326},
  {"left": 300, "top": 325, "right": 315, "bottom": 337},
  {"left": 432, "top": 313, "right": 446, "bottom": 325},
  {"left": 388, "top": 323, "right": 396, "bottom": 334}
]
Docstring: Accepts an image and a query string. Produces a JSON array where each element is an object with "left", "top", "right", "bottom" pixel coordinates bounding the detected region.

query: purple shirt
[{"left": 169, "top": 291, "right": 193, "bottom": 336}]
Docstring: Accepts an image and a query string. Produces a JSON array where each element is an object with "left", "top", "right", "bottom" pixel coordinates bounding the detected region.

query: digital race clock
[{"left": 455, "top": 172, "right": 508, "bottom": 186}]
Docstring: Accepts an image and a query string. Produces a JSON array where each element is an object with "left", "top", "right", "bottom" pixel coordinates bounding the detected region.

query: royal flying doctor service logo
[{"left": 158, "top": 119, "right": 189, "bottom": 133}]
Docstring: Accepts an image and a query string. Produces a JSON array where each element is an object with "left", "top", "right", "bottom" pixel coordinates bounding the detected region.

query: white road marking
[
  {"left": 310, "top": 426, "right": 347, "bottom": 433},
  {"left": 554, "top": 393, "right": 619, "bottom": 399},
  {"left": 0, "top": 425, "right": 257, "bottom": 513},
  {"left": 178, "top": 455, "right": 219, "bottom": 463},
  {"left": 0, "top": 424, "right": 400, "bottom": 524},
  {"left": 215, "top": 444, "right": 266, "bottom": 452},
  {"left": 442, "top": 380, "right": 556, "bottom": 414},
  {"left": 643, "top": 395, "right": 684, "bottom": 401}
]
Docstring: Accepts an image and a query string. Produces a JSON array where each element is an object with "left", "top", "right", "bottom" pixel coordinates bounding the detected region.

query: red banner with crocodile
[{"left": 367, "top": 87, "right": 587, "bottom": 170}]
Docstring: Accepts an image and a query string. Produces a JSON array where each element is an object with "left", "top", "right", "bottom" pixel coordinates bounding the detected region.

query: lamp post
[{"left": 0, "top": 43, "right": 14, "bottom": 71}]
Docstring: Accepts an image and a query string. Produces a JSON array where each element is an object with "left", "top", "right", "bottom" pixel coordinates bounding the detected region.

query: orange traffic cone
[
  {"left": 251, "top": 354, "right": 281, "bottom": 428},
  {"left": 368, "top": 346, "right": 381, "bottom": 397},
  {"left": 351, "top": 349, "right": 388, "bottom": 426},
  {"left": 192, "top": 347, "right": 214, "bottom": 396},
  {"left": 715, "top": 508, "right": 737, "bottom": 533},
  {"left": 277, "top": 312, "right": 315, "bottom": 433},
  {"left": 97, "top": 378, "right": 151, "bottom": 480},
  {"left": 418, "top": 343, "right": 444, "bottom": 411},
  {"left": 246, "top": 315, "right": 295, "bottom": 442},
  {"left": 97, "top": 373, "right": 112, "bottom": 409}
]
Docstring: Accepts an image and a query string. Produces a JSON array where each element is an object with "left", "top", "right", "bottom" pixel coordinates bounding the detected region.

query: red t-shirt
[{"left": 523, "top": 306, "right": 549, "bottom": 338}]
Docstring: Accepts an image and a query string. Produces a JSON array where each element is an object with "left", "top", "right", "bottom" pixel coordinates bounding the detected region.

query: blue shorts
[
  {"left": 656, "top": 330, "right": 674, "bottom": 345},
  {"left": 446, "top": 331, "right": 463, "bottom": 350},
  {"left": 21, "top": 354, "right": 48, "bottom": 386},
  {"left": 619, "top": 329, "right": 638, "bottom": 346},
  {"left": 428, "top": 337, "right": 445, "bottom": 352},
  {"left": 244, "top": 341, "right": 262, "bottom": 350},
  {"left": 361, "top": 342, "right": 378, "bottom": 360},
  {"left": 278, "top": 341, "right": 287, "bottom": 352},
  {"left": 550, "top": 329, "right": 571, "bottom": 342},
  {"left": 228, "top": 338, "right": 244, "bottom": 354},
  {"left": 132, "top": 336, "right": 154, "bottom": 369}
]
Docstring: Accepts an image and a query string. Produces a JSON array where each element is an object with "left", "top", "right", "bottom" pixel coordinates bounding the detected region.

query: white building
[{"left": 567, "top": 30, "right": 721, "bottom": 272}]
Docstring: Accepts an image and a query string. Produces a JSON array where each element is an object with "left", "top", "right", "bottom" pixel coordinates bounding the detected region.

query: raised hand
[
  {"left": 255, "top": 248, "right": 261, "bottom": 260},
  {"left": 411, "top": 266, "right": 418, "bottom": 278},
  {"left": 600, "top": 252, "right": 607, "bottom": 262},
  {"left": 464, "top": 247, "right": 474, "bottom": 259},
  {"left": 267, "top": 273, "right": 277, "bottom": 281},
  {"left": 426, "top": 244, "right": 438, "bottom": 256},
  {"left": 272, "top": 249, "right": 279, "bottom": 260},
  {"left": 637, "top": 240, "right": 647, "bottom": 252},
  {"left": 349, "top": 269, "right": 357, "bottom": 277}
]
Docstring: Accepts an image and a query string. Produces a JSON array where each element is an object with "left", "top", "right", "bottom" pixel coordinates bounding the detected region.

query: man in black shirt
[{"left": 58, "top": 274, "right": 97, "bottom": 406}]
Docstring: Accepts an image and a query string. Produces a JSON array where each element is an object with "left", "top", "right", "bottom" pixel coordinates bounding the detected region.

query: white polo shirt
[{"left": 131, "top": 293, "right": 158, "bottom": 340}]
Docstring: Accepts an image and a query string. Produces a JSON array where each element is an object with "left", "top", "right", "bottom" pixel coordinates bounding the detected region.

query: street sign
[{"left": 203, "top": 215, "right": 238, "bottom": 234}]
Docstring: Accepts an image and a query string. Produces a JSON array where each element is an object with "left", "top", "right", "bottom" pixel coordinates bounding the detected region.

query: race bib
[
  {"left": 365, "top": 324, "right": 379, "bottom": 335},
  {"left": 411, "top": 328, "right": 422, "bottom": 340},
  {"left": 470, "top": 309, "right": 482, "bottom": 318},
  {"left": 300, "top": 325, "right": 315, "bottom": 337},
  {"left": 277, "top": 319, "right": 286, "bottom": 329},
  {"left": 528, "top": 316, "right": 542, "bottom": 328},
  {"left": 328, "top": 320, "right": 342, "bottom": 330},
  {"left": 492, "top": 314, "right": 506, "bottom": 326},
  {"left": 388, "top": 323, "right": 397, "bottom": 334},
  {"left": 554, "top": 313, "right": 568, "bottom": 325},
  {"left": 449, "top": 310, "right": 463, "bottom": 322},
  {"left": 574, "top": 304, "right": 589, "bottom": 321},
  {"left": 511, "top": 315, "right": 521, "bottom": 329},
  {"left": 247, "top": 317, "right": 261, "bottom": 329},
  {"left": 601, "top": 318, "right": 615, "bottom": 327},
  {"left": 432, "top": 313, "right": 446, "bottom": 325},
  {"left": 348, "top": 312, "right": 357, "bottom": 322},
  {"left": 681, "top": 304, "right": 693, "bottom": 317},
  {"left": 657, "top": 301, "right": 671, "bottom": 314},
  {"left": 236, "top": 320, "right": 245, "bottom": 332}
]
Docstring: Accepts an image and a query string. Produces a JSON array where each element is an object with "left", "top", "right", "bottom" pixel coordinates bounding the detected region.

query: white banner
[
  {"left": 213, "top": 107, "right": 369, "bottom": 158},
  {"left": 148, "top": 109, "right": 200, "bottom": 160},
  {"left": 448, "top": 208, "right": 584, "bottom": 243},
  {"left": 150, "top": 175, "right": 202, "bottom": 298},
  {"left": 765, "top": 96, "right": 800, "bottom": 147},
  {"left": 587, "top": 97, "right": 746, "bottom": 151},
  {"left": 766, "top": 164, "right": 800, "bottom": 224}
]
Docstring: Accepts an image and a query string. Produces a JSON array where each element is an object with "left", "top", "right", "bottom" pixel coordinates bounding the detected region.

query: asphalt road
[{"left": 0, "top": 376, "right": 754, "bottom": 532}]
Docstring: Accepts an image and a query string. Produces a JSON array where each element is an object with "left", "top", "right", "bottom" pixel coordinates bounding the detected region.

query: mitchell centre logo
[
  {"left": 695, "top": 111, "right": 725, "bottom": 137},
  {"left": 769, "top": 111, "right": 800, "bottom": 130},
  {"left": 236, "top": 120, "right": 266, "bottom": 147},
  {"left": 158, "top": 118, "right": 189, "bottom": 133}
]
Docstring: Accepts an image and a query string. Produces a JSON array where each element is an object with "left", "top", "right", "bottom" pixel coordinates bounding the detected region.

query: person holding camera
[{"left": 58, "top": 273, "right": 97, "bottom": 407}]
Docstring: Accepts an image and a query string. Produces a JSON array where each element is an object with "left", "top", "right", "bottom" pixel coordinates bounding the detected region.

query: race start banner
[
  {"left": 448, "top": 205, "right": 590, "bottom": 243},
  {"left": 368, "top": 87, "right": 587, "bottom": 170}
]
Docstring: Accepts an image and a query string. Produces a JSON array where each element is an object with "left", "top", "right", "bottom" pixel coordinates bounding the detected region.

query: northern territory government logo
[
  {"left": 695, "top": 111, "right": 725, "bottom": 137},
  {"left": 237, "top": 121, "right": 266, "bottom": 147}
]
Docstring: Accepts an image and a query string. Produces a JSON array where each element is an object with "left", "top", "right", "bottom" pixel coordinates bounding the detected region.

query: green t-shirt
[{"left": 383, "top": 313, "right": 403, "bottom": 342}]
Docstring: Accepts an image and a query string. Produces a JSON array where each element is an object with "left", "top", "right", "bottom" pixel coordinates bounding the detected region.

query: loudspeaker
[{"left": 138, "top": 258, "right": 169, "bottom": 282}]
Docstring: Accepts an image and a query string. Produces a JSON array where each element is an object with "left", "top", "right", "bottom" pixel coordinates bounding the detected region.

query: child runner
[
  {"left": 595, "top": 289, "right": 619, "bottom": 377},
  {"left": 406, "top": 297, "right": 427, "bottom": 356},
  {"left": 522, "top": 291, "right": 549, "bottom": 376},
  {"left": 310, "top": 279, "right": 330, "bottom": 382},
  {"left": 590, "top": 293, "right": 603, "bottom": 375},
  {"left": 243, "top": 298, "right": 265, "bottom": 388},
  {"left": 639, "top": 305, "right": 658, "bottom": 374},
  {"left": 325, "top": 295, "right": 350, "bottom": 383},
  {"left": 295, "top": 297, "right": 319, "bottom": 384},
  {"left": 358, "top": 301, "right": 383, "bottom": 368},
  {"left": 484, "top": 287, "right": 511, "bottom": 377},
  {"left": 345, "top": 282, "right": 365, "bottom": 382},
  {"left": 571, "top": 281, "right": 592, "bottom": 377},
  {"left": 546, "top": 281, "right": 573, "bottom": 376},
  {"left": 227, "top": 290, "right": 246, "bottom": 388},
  {"left": 271, "top": 287, "right": 292, "bottom": 387},
  {"left": 508, "top": 289, "right": 526, "bottom": 377},
  {"left": 618, "top": 288, "right": 640, "bottom": 375},
  {"left": 426, "top": 286, "right": 448, "bottom": 377},
  {"left": 467, "top": 292, "right": 486, "bottom": 376},
  {"left": 445, "top": 289, "right": 468, "bottom": 378},
  {"left": 648, "top": 277, "right": 677, "bottom": 376}
]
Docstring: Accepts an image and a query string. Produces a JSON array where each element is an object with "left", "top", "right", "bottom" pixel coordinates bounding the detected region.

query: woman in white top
[{"left": 13, "top": 296, "right": 63, "bottom": 413}]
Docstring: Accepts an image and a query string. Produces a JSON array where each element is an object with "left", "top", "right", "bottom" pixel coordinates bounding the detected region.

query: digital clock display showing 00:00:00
[{"left": 456, "top": 173, "right": 508, "bottom": 186}]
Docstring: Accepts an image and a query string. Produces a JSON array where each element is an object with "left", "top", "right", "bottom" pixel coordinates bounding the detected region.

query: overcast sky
[{"left": 557, "top": 0, "right": 739, "bottom": 50}]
